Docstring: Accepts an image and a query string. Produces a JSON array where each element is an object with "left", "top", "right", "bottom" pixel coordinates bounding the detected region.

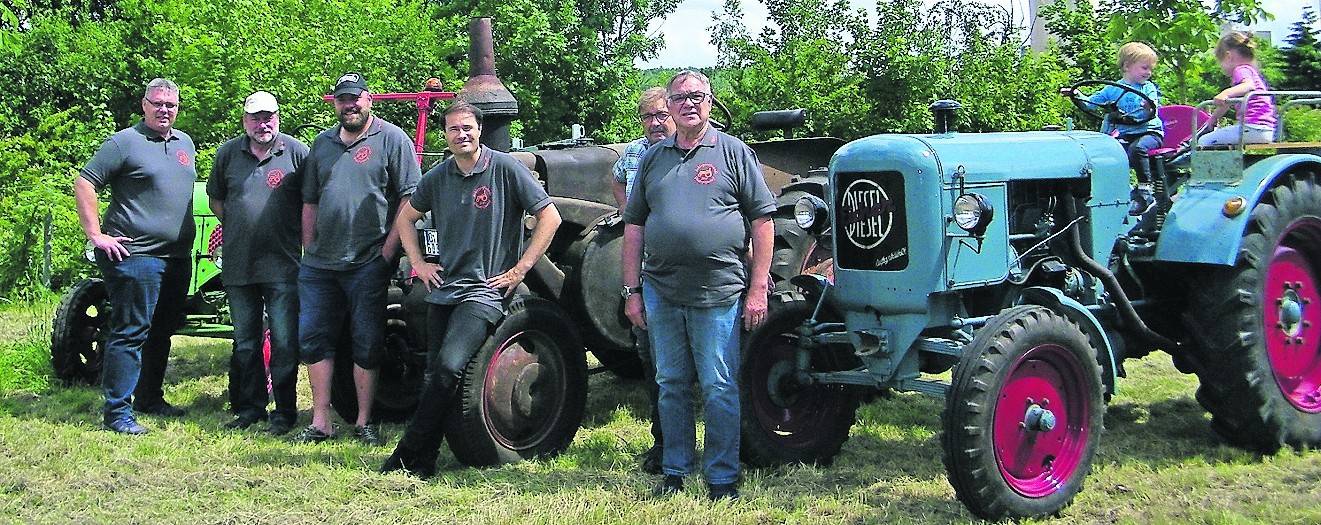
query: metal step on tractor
[
  {"left": 50, "top": 18, "right": 836, "bottom": 466},
  {"left": 739, "top": 84, "right": 1321, "bottom": 519}
]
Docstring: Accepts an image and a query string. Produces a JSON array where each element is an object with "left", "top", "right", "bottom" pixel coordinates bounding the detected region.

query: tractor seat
[{"left": 1149, "top": 105, "right": 1211, "bottom": 157}]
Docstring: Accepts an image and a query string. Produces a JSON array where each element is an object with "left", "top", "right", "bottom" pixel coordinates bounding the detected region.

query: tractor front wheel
[
  {"left": 942, "top": 305, "right": 1104, "bottom": 521},
  {"left": 1184, "top": 173, "right": 1321, "bottom": 452},
  {"left": 50, "top": 278, "right": 109, "bottom": 385},
  {"left": 739, "top": 299, "right": 858, "bottom": 467}
]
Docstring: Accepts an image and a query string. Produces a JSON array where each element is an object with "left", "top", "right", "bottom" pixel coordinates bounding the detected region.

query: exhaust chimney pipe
[
  {"left": 930, "top": 99, "right": 961, "bottom": 134},
  {"left": 458, "top": 17, "right": 519, "bottom": 152}
]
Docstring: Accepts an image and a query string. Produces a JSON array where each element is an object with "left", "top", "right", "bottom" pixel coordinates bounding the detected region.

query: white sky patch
[{"left": 636, "top": 0, "right": 1314, "bottom": 69}]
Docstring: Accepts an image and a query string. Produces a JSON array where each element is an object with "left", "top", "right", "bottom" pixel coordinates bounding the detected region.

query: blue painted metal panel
[
  {"left": 945, "top": 184, "right": 1011, "bottom": 287},
  {"left": 1155, "top": 154, "right": 1321, "bottom": 265}
]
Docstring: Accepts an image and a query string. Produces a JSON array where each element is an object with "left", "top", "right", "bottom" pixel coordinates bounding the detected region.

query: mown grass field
[{"left": 1, "top": 298, "right": 1319, "bottom": 524}]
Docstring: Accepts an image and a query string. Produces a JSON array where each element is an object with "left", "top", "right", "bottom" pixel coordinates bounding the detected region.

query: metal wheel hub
[
  {"left": 993, "top": 343, "right": 1091, "bottom": 498},
  {"left": 484, "top": 332, "right": 565, "bottom": 449}
]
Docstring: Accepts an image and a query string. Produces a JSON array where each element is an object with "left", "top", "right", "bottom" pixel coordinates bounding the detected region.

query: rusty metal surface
[
  {"left": 459, "top": 17, "right": 518, "bottom": 151},
  {"left": 748, "top": 137, "right": 846, "bottom": 195}
]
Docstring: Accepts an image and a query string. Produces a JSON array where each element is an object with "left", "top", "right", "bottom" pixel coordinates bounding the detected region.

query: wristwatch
[{"left": 621, "top": 285, "right": 642, "bottom": 299}]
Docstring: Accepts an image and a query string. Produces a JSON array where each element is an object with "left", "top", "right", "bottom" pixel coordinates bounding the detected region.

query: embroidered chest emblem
[
  {"left": 694, "top": 163, "right": 717, "bottom": 185},
  {"left": 265, "top": 169, "right": 285, "bottom": 188},
  {"left": 353, "top": 146, "right": 372, "bottom": 164},
  {"left": 176, "top": 151, "right": 192, "bottom": 166},
  {"left": 473, "top": 185, "right": 493, "bottom": 209}
]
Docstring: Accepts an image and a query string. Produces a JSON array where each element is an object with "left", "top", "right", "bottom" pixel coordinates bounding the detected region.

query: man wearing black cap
[
  {"left": 294, "top": 72, "right": 421, "bottom": 444},
  {"left": 208, "top": 91, "right": 309, "bottom": 435}
]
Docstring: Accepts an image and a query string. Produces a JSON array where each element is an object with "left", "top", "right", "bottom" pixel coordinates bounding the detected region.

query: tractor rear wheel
[
  {"left": 446, "top": 297, "right": 588, "bottom": 466},
  {"left": 739, "top": 298, "right": 858, "bottom": 467},
  {"left": 1184, "top": 173, "right": 1321, "bottom": 452},
  {"left": 942, "top": 305, "right": 1104, "bottom": 521},
  {"left": 50, "top": 278, "right": 109, "bottom": 385}
]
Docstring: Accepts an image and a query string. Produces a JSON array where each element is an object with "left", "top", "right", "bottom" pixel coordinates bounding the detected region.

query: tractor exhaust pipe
[
  {"left": 930, "top": 100, "right": 961, "bottom": 134},
  {"left": 1062, "top": 196, "right": 1179, "bottom": 352},
  {"left": 459, "top": 17, "right": 519, "bottom": 152}
]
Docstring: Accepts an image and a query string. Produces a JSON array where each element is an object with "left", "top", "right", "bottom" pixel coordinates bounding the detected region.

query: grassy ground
[{"left": 1, "top": 299, "right": 1319, "bottom": 524}]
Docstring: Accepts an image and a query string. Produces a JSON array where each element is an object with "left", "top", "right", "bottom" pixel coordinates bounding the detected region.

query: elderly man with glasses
[
  {"left": 621, "top": 70, "right": 776, "bottom": 500},
  {"left": 75, "top": 78, "right": 196, "bottom": 435}
]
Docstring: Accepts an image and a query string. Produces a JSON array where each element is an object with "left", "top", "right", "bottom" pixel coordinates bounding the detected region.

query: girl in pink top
[{"left": 1199, "top": 31, "right": 1277, "bottom": 146}]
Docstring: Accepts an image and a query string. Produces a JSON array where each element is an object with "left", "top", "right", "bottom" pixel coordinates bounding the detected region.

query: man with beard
[
  {"left": 609, "top": 86, "right": 676, "bottom": 474},
  {"left": 294, "top": 73, "right": 421, "bottom": 444},
  {"left": 380, "top": 101, "right": 561, "bottom": 477},
  {"left": 622, "top": 70, "right": 776, "bottom": 500},
  {"left": 207, "top": 91, "right": 309, "bottom": 435},
  {"left": 75, "top": 78, "right": 196, "bottom": 435}
]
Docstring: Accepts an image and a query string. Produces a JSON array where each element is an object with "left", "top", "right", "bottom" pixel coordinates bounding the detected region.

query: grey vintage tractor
[{"left": 739, "top": 90, "right": 1321, "bottom": 519}]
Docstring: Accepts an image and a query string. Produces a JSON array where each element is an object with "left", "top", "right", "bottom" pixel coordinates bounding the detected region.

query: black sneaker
[
  {"left": 1128, "top": 187, "right": 1156, "bottom": 216},
  {"left": 223, "top": 413, "right": 265, "bottom": 430},
  {"left": 354, "top": 424, "right": 384, "bottom": 446},
  {"left": 267, "top": 418, "right": 295, "bottom": 436},
  {"left": 104, "top": 418, "right": 149, "bottom": 435},
  {"left": 652, "top": 475, "right": 683, "bottom": 497},
  {"left": 638, "top": 445, "right": 663, "bottom": 475},
  {"left": 135, "top": 401, "right": 186, "bottom": 417},
  {"left": 708, "top": 482, "right": 740, "bottom": 501},
  {"left": 291, "top": 425, "right": 334, "bottom": 443}
]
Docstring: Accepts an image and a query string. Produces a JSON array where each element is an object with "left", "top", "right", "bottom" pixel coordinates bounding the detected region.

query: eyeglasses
[
  {"left": 667, "top": 92, "right": 710, "bottom": 105},
  {"left": 639, "top": 112, "right": 671, "bottom": 123},
  {"left": 144, "top": 99, "right": 179, "bottom": 110}
]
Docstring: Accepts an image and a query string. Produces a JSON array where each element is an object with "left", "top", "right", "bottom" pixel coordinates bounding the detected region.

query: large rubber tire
[
  {"left": 50, "top": 278, "right": 109, "bottom": 385},
  {"left": 330, "top": 326, "right": 424, "bottom": 424},
  {"left": 942, "top": 305, "right": 1105, "bottom": 521},
  {"left": 771, "top": 190, "right": 834, "bottom": 287},
  {"left": 1183, "top": 173, "right": 1321, "bottom": 452},
  {"left": 446, "top": 297, "right": 588, "bottom": 466},
  {"left": 740, "top": 298, "right": 859, "bottom": 467}
]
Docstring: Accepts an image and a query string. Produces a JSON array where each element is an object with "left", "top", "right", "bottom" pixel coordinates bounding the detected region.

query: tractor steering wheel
[{"left": 1063, "top": 80, "right": 1158, "bottom": 127}]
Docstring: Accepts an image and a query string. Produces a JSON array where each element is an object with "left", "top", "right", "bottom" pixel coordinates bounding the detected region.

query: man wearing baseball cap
[
  {"left": 295, "top": 72, "right": 421, "bottom": 444},
  {"left": 207, "top": 91, "right": 309, "bottom": 435}
]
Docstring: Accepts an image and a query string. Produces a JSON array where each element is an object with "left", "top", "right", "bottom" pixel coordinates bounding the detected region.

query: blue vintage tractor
[{"left": 740, "top": 88, "right": 1321, "bottom": 520}]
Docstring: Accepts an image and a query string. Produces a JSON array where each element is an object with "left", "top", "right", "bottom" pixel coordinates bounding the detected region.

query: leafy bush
[{"left": 1283, "top": 108, "right": 1321, "bottom": 142}]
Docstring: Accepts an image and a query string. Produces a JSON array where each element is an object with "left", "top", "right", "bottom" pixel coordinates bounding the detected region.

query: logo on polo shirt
[
  {"left": 354, "top": 146, "right": 372, "bottom": 164},
  {"left": 177, "top": 151, "right": 192, "bottom": 166},
  {"left": 694, "top": 163, "right": 717, "bottom": 185},
  {"left": 266, "top": 169, "right": 285, "bottom": 188},
  {"left": 473, "top": 186, "right": 492, "bottom": 209}
]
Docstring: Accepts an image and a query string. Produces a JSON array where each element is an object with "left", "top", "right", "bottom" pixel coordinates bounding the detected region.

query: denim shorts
[{"left": 297, "top": 258, "right": 392, "bottom": 368}]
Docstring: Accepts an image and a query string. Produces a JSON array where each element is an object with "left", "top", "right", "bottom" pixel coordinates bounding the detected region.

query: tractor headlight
[
  {"left": 794, "top": 194, "right": 827, "bottom": 230},
  {"left": 953, "top": 193, "right": 994, "bottom": 235}
]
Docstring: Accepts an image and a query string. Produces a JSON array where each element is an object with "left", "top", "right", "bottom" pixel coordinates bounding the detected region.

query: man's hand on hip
[
  {"left": 91, "top": 233, "right": 132, "bottom": 262},
  {"left": 412, "top": 261, "right": 444, "bottom": 292}
]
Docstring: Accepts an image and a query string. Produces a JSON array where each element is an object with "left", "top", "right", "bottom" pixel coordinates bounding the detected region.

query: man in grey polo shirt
[
  {"left": 380, "top": 101, "right": 561, "bottom": 477},
  {"left": 75, "top": 78, "right": 196, "bottom": 435},
  {"left": 207, "top": 91, "right": 309, "bottom": 435},
  {"left": 622, "top": 70, "right": 776, "bottom": 500},
  {"left": 295, "top": 72, "right": 421, "bottom": 444}
]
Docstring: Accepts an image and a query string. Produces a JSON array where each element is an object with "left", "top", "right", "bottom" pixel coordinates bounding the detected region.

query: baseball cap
[
  {"left": 243, "top": 91, "right": 279, "bottom": 114},
  {"left": 332, "top": 72, "right": 368, "bottom": 97}
]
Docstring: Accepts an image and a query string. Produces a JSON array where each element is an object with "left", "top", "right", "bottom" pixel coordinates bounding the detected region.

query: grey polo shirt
[
  {"left": 622, "top": 126, "right": 776, "bottom": 306},
  {"left": 301, "top": 117, "right": 420, "bottom": 270},
  {"left": 79, "top": 121, "right": 198, "bottom": 259},
  {"left": 410, "top": 145, "right": 552, "bottom": 319},
  {"left": 206, "top": 133, "right": 309, "bottom": 286}
]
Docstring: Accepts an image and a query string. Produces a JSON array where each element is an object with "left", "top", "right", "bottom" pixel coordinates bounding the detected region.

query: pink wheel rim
[
  {"left": 993, "top": 343, "right": 1092, "bottom": 498},
  {"left": 1263, "top": 218, "right": 1321, "bottom": 413}
]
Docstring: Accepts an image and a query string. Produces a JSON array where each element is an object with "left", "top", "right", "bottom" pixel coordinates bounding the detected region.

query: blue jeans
[
  {"left": 1120, "top": 132, "right": 1163, "bottom": 184},
  {"left": 96, "top": 254, "right": 190, "bottom": 425},
  {"left": 297, "top": 259, "right": 391, "bottom": 368},
  {"left": 226, "top": 281, "right": 299, "bottom": 424},
  {"left": 643, "top": 282, "right": 742, "bottom": 485}
]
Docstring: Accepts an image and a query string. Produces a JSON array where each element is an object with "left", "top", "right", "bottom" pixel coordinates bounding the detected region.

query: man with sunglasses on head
[
  {"left": 207, "top": 91, "right": 308, "bottom": 435},
  {"left": 295, "top": 72, "right": 421, "bottom": 445},
  {"left": 609, "top": 86, "right": 677, "bottom": 475},
  {"left": 75, "top": 78, "right": 196, "bottom": 435},
  {"left": 621, "top": 70, "right": 776, "bottom": 500}
]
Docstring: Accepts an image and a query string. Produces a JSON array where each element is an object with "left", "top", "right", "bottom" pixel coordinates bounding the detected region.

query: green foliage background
[{"left": 0, "top": 0, "right": 1315, "bottom": 299}]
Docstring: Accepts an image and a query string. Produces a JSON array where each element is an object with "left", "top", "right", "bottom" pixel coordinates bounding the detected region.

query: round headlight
[
  {"left": 953, "top": 193, "right": 993, "bottom": 233},
  {"left": 794, "top": 196, "right": 819, "bottom": 229}
]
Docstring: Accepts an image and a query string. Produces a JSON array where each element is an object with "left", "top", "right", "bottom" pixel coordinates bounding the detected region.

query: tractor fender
[
  {"left": 1155, "top": 154, "right": 1321, "bottom": 266},
  {"left": 1017, "top": 286, "right": 1119, "bottom": 396}
]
